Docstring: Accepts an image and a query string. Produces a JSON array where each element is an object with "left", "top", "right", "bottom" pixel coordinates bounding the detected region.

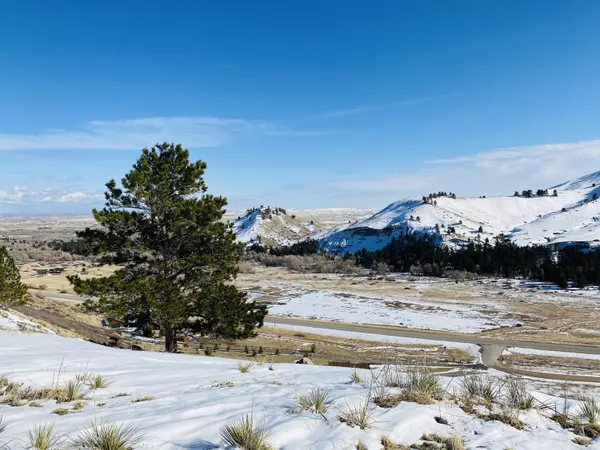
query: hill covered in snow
[
  {"left": 231, "top": 206, "right": 374, "bottom": 247},
  {"left": 320, "top": 171, "right": 600, "bottom": 254}
]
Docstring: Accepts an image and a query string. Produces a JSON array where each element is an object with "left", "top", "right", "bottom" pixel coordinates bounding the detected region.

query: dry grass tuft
[
  {"left": 419, "top": 434, "right": 465, "bottom": 450},
  {"left": 112, "top": 393, "right": 130, "bottom": 398},
  {"left": 132, "top": 396, "right": 155, "bottom": 403},
  {"left": 356, "top": 440, "right": 368, "bottom": 450},
  {"left": 381, "top": 435, "right": 410, "bottom": 449},
  {"left": 573, "top": 436, "right": 590, "bottom": 446},
  {"left": 88, "top": 375, "right": 109, "bottom": 390},
  {"left": 72, "top": 401, "right": 86, "bottom": 411},
  {"left": 482, "top": 413, "right": 524, "bottom": 430},
  {"left": 350, "top": 369, "right": 364, "bottom": 383},
  {"left": 374, "top": 391, "right": 435, "bottom": 408},
  {"left": 51, "top": 408, "right": 70, "bottom": 416},
  {"left": 237, "top": 361, "right": 256, "bottom": 373}
]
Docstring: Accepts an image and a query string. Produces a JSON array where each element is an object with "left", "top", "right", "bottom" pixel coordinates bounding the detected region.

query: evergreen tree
[
  {"left": 0, "top": 246, "right": 27, "bottom": 309},
  {"left": 553, "top": 189, "right": 558, "bottom": 197},
  {"left": 68, "top": 143, "right": 267, "bottom": 352}
]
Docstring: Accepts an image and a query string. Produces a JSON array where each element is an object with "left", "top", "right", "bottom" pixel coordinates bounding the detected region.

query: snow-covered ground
[
  {"left": 505, "top": 347, "right": 600, "bottom": 361},
  {"left": 1, "top": 332, "right": 599, "bottom": 449},
  {"left": 0, "top": 310, "right": 50, "bottom": 333},
  {"left": 264, "top": 322, "right": 481, "bottom": 357},
  {"left": 320, "top": 170, "right": 600, "bottom": 253},
  {"left": 263, "top": 289, "right": 520, "bottom": 333}
]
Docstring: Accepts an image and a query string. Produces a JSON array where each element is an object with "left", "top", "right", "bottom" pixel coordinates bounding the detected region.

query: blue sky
[{"left": 1, "top": 1, "right": 600, "bottom": 214}]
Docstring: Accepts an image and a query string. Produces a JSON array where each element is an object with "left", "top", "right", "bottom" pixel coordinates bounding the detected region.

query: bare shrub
[
  {"left": 238, "top": 261, "right": 256, "bottom": 274},
  {"left": 247, "top": 253, "right": 362, "bottom": 274}
]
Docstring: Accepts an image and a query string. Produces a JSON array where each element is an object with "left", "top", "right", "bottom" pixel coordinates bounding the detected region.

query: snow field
[{"left": 0, "top": 333, "right": 599, "bottom": 449}]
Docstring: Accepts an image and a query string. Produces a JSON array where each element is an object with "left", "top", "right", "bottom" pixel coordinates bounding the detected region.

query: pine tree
[
  {"left": 67, "top": 143, "right": 267, "bottom": 352},
  {"left": 0, "top": 246, "right": 27, "bottom": 309}
]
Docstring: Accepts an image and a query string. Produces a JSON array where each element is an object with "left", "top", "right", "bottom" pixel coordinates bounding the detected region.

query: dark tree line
[
  {"left": 422, "top": 191, "right": 456, "bottom": 204},
  {"left": 353, "top": 231, "right": 600, "bottom": 288},
  {"left": 248, "top": 239, "right": 319, "bottom": 256}
]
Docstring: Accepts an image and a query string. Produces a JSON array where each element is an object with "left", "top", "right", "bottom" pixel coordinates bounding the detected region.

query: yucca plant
[
  {"left": 579, "top": 397, "right": 600, "bottom": 424},
  {"left": 297, "top": 387, "right": 332, "bottom": 414},
  {"left": 220, "top": 414, "right": 272, "bottom": 450},
  {"left": 72, "top": 421, "right": 143, "bottom": 450},
  {"left": 28, "top": 423, "right": 63, "bottom": 450}
]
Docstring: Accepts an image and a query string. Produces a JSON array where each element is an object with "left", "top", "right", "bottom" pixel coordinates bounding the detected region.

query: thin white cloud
[
  {"left": 314, "top": 93, "right": 458, "bottom": 120},
  {"left": 0, "top": 116, "right": 319, "bottom": 151},
  {"left": 330, "top": 139, "right": 600, "bottom": 200},
  {"left": 427, "top": 140, "right": 600, "bottom": 165},
  {"left": 0, "top": 186, "right": 102, "bottom": 204}
]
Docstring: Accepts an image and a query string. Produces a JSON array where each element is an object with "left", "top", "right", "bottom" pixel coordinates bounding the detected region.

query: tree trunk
[{"left": 165, "top": 322, "right": 177, "bottom": 353}]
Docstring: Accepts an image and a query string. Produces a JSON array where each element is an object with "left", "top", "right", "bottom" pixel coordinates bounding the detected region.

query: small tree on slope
[
  {"left": 67, "top": 143, "right": 267, "bottom": 352},
  {"left": 0, "top": 246, "right": 27, "bottom": 309}
]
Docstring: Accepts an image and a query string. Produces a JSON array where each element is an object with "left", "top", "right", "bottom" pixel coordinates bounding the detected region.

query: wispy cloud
[
  {"left": 427, "top": 140, "right": 600, "bottom": 165},
  {"left": 0, "top": 186, "right": 102, "bottom": 204},
  {"left": 0, "top": 116, "right": 320, "bottom": 151},
  {"left": 314, "top": 93, "right": 458, "bottom": 120},
  {"left": 329, "top": 139, "right": 600, "bottom": 200}
]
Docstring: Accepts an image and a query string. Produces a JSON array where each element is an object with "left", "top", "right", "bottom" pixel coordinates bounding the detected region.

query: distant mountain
[{"left": 319, "top": 171, "right": 600, "bottom": 254}]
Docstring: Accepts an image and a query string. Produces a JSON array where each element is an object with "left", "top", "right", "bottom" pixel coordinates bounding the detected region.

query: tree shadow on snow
[{"left": 170, "top": 440, "right": 219, "bottom": 449}]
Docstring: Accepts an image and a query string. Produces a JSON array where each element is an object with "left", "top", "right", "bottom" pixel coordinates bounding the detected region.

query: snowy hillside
[
  {"left": 233, "top": 206, "right": 320, "bottom": 247},
  {"left": 2, "top": 332, "right": 599, "bottom": 450},
  {"left": 230, "top": 207, "right": 375, "bottom": 247},
  {"left": 321, "top": 171, "right": 600, "bottom": 253}
]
